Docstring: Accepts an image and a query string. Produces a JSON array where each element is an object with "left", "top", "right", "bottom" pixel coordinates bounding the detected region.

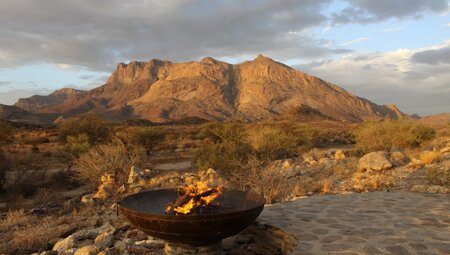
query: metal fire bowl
[{"left": 118, "top": 188, "right": 265, "bottom": 245}]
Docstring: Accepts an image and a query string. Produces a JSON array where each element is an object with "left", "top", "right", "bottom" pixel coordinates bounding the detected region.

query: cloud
[
  {"left": 340, "top": 37, "right": 369, "bottom": 46},
  {"left": 297, "top": 42, "right": 450, "bottom": 115},
  {"left": 0, "top": 0, "right": 337, "bottom": 72},
  {"left": 412, "top": 45, "right": 450, "bottom": 65},
  {"left": 332, "top": 0, "right": 449, "bottom": 24}
]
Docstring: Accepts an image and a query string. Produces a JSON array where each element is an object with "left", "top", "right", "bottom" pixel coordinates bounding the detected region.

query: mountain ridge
[{"left": 10, "top": 55, "right": 406, "bottom": 124}]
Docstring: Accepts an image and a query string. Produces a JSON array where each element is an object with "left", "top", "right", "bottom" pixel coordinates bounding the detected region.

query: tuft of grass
[{"left": 419, "top": 151, "right": 441, "bottom": 165}]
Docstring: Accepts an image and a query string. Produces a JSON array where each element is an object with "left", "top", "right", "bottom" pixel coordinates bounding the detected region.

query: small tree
[
  {"left": 130, "top": 127, "right": 165, "bottom": 155},
  {"left": 58, "top": 114, "right": 111, "bottom": 145},
  {"left": 56, "top": 134, "right": 91, "bottom": 171}
]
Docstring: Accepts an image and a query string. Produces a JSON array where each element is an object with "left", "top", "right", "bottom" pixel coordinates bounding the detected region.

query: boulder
[
  {"left": 358, "top": 151, "right": 392, "bottom": 171},
  {"left": 53, "top": 235, "right": 75, "bottom": 254},
  {"left": 73, "top": 245, "right": 97, "bottom": 255},
  {"left": 334, "top": 150, "right": 345, "bottom": 160}
]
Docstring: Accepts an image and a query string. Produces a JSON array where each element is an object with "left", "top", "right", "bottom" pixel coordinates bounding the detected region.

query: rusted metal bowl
[{"left": 118, "top": 188, "right": 265, "bottom": 245}]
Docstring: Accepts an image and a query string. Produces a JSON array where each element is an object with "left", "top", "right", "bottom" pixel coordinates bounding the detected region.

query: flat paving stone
[{"left": 259, "top": 191, "right": 450, "bottom": 254}]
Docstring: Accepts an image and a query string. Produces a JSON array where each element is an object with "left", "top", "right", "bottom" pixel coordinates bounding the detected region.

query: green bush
[
  {"left": 248, "top": 125, "right": 297, "bottom": 160},
  {"left": 353, "top": 119, "right": 435, "bottom": 152},
  {"left": 58, "top": 114, "right": 111, "bottom": 145},
  {"left": 193, "top": 123, "right": 252, "bottom": 178},
  {"left": 129, "top": 127, "right": 165, "bottom": 155},
  {"left": 59, "top": 134, "right": 91, "bottom": 158}
]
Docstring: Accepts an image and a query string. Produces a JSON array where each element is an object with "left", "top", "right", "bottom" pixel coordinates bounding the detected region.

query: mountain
[
  {"left": 11, "top": 55, "right": 406, "bottom": 124},
  {"left": 15, "top": 88, "right": 86, "bottom": 111},
  {"left": 0, "top": 104, "right": 54, "bottom": 124}
]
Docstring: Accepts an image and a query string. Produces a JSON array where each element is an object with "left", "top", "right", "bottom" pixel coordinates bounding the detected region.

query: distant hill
[
  {"left": 419, "top": 113, "right": 450, "bottom": 126},
  {"left": 10, "top": 55, "right": 406, "bottom": 124}
]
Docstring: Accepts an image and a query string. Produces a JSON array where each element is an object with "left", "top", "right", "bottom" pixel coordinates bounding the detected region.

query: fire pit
[{"left": 118, "top": 188, "right": 265, "bottom": 254}]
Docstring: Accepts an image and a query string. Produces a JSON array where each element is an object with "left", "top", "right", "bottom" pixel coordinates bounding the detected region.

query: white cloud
[
  {"left": 340, "top": 37, "right": 369, "bottom": 46},
  {"left": 299, "top": 42, "right": 450, "bottom": 115},
  {"left": 447, "top": 22, "right": 450, "bottom": 27}
]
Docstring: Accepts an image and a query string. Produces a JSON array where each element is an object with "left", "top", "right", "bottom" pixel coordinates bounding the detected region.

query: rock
[
  {"left": 407, "top": 158, "right": 424, "bottom": 169},
  {"left": 94, "top": 230, "right": 115, "bottom": 250},
  {"left": 391, "top": 151, "right": 406, "bottom": 161},
  {"left": 81, "top": 194, "right": 94, "bottom": 205},
  {"left": 73, "top": 245, "right": 97, "bottom": 255},
  {"left": 65, "top": 248, "right": 77, "bottom": 255},
  {"left": 73, "top": 229, "right": 99, "bottom": 240},
  {"left": 127, "top": 165, "right": 141, "bottom": 184},
  {"left": 134, "top": 239, "right": 164, "bottom": 249},
  {"left": 427, "top": 185, "right": 449, "bottom": 193},
  {"left": 411, "top": 185, "right": 449, "bottom": 193},
  {"left": 53, "top": 235, "right": 75, "bottom": 254},
  {"left": 440, "top": 146, "right": 450, "bottom": 153},
  {"left": 113, "top": 240, "right": 127, "bottom": 252},
  {"left": 282, "top": 160, "right": 292, "bottom": 170},
  {"left": 93, "top": 174, "right": 116, "bottom": 199},
  {"left": 40, "top": 251, "right": 58, "bottom": 255},
  {"left": 358, "top": 151, "right": 392, "bottom": 171},
  {"left": 334, "top": 150, "right": 345, "bottom": 160},
  {"left": 411, "top": 185, "right": 428, "bottom": 193}
]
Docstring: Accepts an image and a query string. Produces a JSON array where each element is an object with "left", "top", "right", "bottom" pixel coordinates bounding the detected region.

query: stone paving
[{"left": 259, "top": 191, "right": 450, "bottom": 255}]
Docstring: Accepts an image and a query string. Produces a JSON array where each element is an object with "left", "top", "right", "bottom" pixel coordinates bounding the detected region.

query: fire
[{"left": 165, "top": 181, "right": 223, "bottom": 215}]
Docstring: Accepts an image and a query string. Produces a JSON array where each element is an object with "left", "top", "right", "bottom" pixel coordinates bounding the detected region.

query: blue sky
[{"left": 0, "top": 0, "right": 449, "bottom": 115}]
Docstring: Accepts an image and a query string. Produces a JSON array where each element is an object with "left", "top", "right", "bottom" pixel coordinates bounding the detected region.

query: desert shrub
[
  {"left": 129, "top": 127, "right": 166, "bottom": 155},
  {"left": 55, "top": 134, "right": 91, "bottom": 171},
  {"left": 427, "top": 167, "right": 450, "bottom": 186},
  {"left": 75, "top": 139, "right": 149, "bottom": 186},
  {"left": 7, "top": 153, "right": 45, "bottom": 196},
  {"left": 248, "top": 125, "right": 297, "bottom": 160},
  {"left": 193, "top": 123, "right": 252, "bottom": 176},
  {"left": 228, "top": 156, "right": 292, "bottom": 203},
  {"left": 0, "top": 121, "right": 14, "bottom": 146},
  {"left": 353, "top": 119, "right": 435, "bottom": 152},
  {"left": 58, "top": 114, "right": 111, "bottom": 144}
]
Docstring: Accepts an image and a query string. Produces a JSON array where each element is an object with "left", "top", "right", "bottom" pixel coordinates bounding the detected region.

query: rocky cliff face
[{"left": 12, "top": 55, "right": 406, "bottom": 123}]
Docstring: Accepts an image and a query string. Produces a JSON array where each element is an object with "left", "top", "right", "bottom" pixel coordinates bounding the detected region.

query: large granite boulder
[{"left": 358, "top": 151, "right": 392, "bottom": 171}]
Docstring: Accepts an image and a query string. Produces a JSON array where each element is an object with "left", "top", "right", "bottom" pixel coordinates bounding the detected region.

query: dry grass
[
  {"left": 230, "top": 156, "right": 293, "bottom": 203},
  {"left": 419, "top": 151, "right": 441, "bottom": 164},
  {"left": 75, "top": 139, "right": 149, "bottom": 186}
]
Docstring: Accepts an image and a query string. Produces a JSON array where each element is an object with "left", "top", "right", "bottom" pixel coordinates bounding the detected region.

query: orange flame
[{"left": 166, "top": 181, "right": 222, "bottom": 215}]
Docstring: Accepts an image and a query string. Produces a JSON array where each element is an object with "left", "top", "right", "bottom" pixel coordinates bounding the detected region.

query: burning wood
[{"left": 165, "top": 181, "right": 223, "bottom": 215}]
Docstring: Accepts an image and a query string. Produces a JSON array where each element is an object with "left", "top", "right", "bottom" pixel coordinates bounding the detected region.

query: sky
[{"left": 0, "top": 0, "right": 449, "bottom": 116}]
